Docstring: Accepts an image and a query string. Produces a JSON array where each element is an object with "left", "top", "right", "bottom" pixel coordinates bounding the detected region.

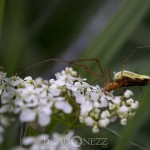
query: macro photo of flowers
[{"left": 0, "top": 0, "right": 150, "bottom": 150}]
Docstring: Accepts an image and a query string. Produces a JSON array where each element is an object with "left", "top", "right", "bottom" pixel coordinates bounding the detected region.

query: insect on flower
[
  {"left": 103, "top": 46, "right": 150, "bottom": 93},
  {"left": 103, "top": 70, "right": 150, "bottom": 93}
]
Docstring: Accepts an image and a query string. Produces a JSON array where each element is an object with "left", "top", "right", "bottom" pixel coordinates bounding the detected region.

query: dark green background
[{"left": 0, "top": 0, "right": 150, "bottom": 149}]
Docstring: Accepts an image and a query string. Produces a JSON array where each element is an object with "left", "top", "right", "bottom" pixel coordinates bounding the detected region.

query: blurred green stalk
[
  {"left": 79, "top": 0, "right": 150, "bottom": 82},
  {"left": 3, "top": 0, "right": 26, "bottom": 74},
  {"left": 0, "top": 0, "right": 5, "bottom": 39}
]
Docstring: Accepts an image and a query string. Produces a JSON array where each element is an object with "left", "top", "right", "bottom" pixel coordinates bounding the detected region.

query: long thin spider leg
[
  {"left": 70, "top": 58, "right": 108, "bottom": 84},
  {"left": 70, "top": 58, "right": 104, "bottom": 77},
  {"left": 68, "top": 61, "right": 102, "bottom": 83},
  {"left": 105, "top": 69, "right": 110, "bottom": 83},
  {"left": 121, "top": 46, "right": 150, "bottom": 80},
  {"left": 18, "top": 58, "right": 60, "bottom": 75},
  {"left": 107, "top": 70, "right": 113, "bottom": 82},
  {"left": 18, "top": 58, "right": 103, "bottom": 83},
  {"left": 123, "top": 46, "right": 150, "bottom": 67}
]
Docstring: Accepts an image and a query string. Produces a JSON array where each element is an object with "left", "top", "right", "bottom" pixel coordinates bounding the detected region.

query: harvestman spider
[{"left": 19, "top": 46, "right": 150, "bottom": 94}]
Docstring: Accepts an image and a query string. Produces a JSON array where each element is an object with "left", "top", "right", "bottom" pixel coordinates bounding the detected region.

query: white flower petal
[
  {"left": 49, "top": 84, "right": 61, "bottom": 96},
  {"left": 124, "top": 90, "right": 133, "bottom": 98},
  {"left": 81, "top": 101, "right": 93, "bottom": 115},
  {"left": 85, "top": 117, "right": 94, "bottom": 126},
  {"left": 101, "top": 110, "right": 110, "bottom": 118},
  {"left": 74, "top": 92, "right": 85, "bottom": 104},
  {"left": 100, "top": 97, "right": 108, "bottom": 107},
  {"left": 20, "top": 109, "right": 36, "bottom": 122},
  {"left": 98, "top": 118, "right": 110, "bottom": 127},
  {"left": 22, "top": 136, "right": 35, "bottom": 145},
  {"left": 40, "top": 106, "right": 52, "bottom": 115},
  {"left": 113, "top": 97, "right": 121, "bottom": 105},
  {"left": 55, "top": 101, "right": 64, "bottom": 109},
  {"left": 119, "top": 106, "right": 129, "bottom": 113},
  {"left": 91, "top": 92, "right": 99, "bottom": 101},
  {"left": 120, "top": 118, "right": 127, "bottom": 125},
  {"left": 62, "top": 102, "right": 72, "bottom": 114},
  {"left": 131, "top": 101, "right": 139, "bottom": 109},
  {"left": 38, "top": 113, "right": 50, "bottom": 126},
  {"left": 92, "top": 125, "right": 99, "bottom": 133}
]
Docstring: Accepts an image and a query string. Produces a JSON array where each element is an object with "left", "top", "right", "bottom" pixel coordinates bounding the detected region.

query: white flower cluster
[
  {"left": 0, "top": 72, "right": 11, "bottom": 144},
  {"left": 49, "top": 68, "right": 139, "bottom": 132},
  {"left": 12, "top": 131, "right": 79, "bottom": 150},
  {"left": 0, "top": 67, "right": 139, "bottom": 145}
]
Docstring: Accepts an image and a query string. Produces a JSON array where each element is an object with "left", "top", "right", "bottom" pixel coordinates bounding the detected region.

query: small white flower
[
  {"left": 126, "top": 98, "right": 134, "bottom": 105},
  {"left": 99, "top": 97, "right": 108, "bottom": 107},
  {"left": 49, "top": 79, "right": 55, "bottom": 84},
  {"left": 35, "top": 77, "right": 44, "bottom": 85},
  {"left": 120, "top": 118, "right": 127, "bottom": 125},
  {"left": 93, "top": 101, "right": 101, "bottom": 108},
  {"left": 124, "top": 90, "right": 133, "bottom": 98},
  {"left": 101, "top": 110, "right": 110, "bottom": 119},
  {"left": 80, "top": 101, "right": 93, "bottom": 115},
  {"left": 113, "top": 97, "right": 121, "bottom": 105},
  {"left": 20, "top": 108, "right": 36, "bottom": 122},
  {"left": 55, "top": 101, "right": 72, "bottom": 114},
  {"left": 22, "top": 136, "right": 35, "bottom": 145},
  {"left": 131, "top": 101, "right": 139, "bottom": 109},
  {"left": 91, "top": 92, "right": 99, "bottom": 101},
  {"left": 85, "top": 117, "right": 94, "bottom": 126},
  {"left": 94, "top": 108, "right": 100, "bottom": 113},
  {"left": 38, "top": 113, "right": 50, "bottom": 127},
  {"left": 49, "top": 84, "right": 61, "bottom": 96},
  {"left": 92, "top": 125, "right": 99, "bottom": 133},
  {"left": 66, "top": 83, "right": 77, "bottom": 92},
  {"left": 109, "top": 103, "right": 116, "bottom": 110},
  {"left": 54, "top": 78, "right": 66, "bottom": 86},
  {"left": 24, "top": 76, "right": 33, "bottom": 82},
  {"left": 73, "top": 91, "right": 85, "bottom": 104},
  {"left": 1, "top": 88, "right": 15, "bottom": 104},
  {"left": 98, "top": 118, "right": 110, "bottom": 127},
  {"left": 118, "top": 106, "right": 129, "bottom": 113}
]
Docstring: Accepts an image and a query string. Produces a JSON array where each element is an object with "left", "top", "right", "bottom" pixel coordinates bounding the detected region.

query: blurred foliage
[{"left": 1, "top": 0, "right": 150, "bottom": 149}]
